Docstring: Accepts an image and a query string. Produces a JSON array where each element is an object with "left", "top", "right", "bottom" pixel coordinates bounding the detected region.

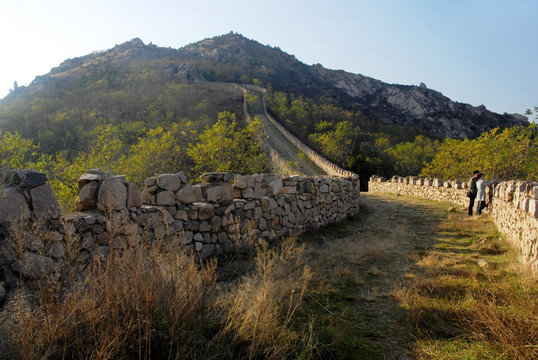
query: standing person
[
  {"left": 476, "top": 173, "right": 497, "bottom": 215},
  {"left": 467, "top": 170, "right": 480, "bottom": 216}
]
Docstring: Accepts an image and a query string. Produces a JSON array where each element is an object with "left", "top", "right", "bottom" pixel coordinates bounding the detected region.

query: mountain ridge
[{"left": 3, "top": 32, "right": 528, "bottom": 139}]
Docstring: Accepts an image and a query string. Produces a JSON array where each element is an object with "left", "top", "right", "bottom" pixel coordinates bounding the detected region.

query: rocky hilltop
[{"left": 3, "top": 32, "right": 528, "bottom": 139}]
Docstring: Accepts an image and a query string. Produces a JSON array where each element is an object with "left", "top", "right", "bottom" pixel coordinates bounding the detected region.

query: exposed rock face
[
  {"left": 2, "top": 33, "right": 527, "bottom": 141},
  {"left": 311, "top": 66, "right": 529, "bottom": 139}
]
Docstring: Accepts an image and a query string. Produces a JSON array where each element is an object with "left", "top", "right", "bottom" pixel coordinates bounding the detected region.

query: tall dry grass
[
  {"left": 220, "top": 237, "right": 314, "bottom": 359},
  {"left": 0, "top": 235, "right": 218, "bottom": 360},
  {"left": 0, "top": 213, "right": 316, "bottom": 360}
]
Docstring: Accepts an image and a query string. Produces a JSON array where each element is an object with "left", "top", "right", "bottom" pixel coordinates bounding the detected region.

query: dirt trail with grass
[{"left": 303, "top": 192, "right": 454, "bottom": 359}]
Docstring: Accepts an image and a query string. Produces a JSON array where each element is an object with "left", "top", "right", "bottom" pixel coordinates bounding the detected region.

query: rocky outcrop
[{"left": 311, "top": 66, "right": 528, "bottom": 139}]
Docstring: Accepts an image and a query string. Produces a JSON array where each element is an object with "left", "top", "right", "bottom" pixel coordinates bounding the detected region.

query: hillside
[{"left": 1, "top": 32, "right": 528, "bottom": 141}]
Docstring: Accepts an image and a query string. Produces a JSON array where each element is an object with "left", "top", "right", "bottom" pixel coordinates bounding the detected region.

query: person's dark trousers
[
  {"left": 468, "top": 195, "right": 476, "bottom": 216},
  {"left": 477, "top": 201, "right": 486, "bottom": 215}
]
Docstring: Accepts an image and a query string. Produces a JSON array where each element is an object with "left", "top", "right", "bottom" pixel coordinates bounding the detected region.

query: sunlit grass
[{"left": 394, "top": 209, "right": 538, "bottom": 360}]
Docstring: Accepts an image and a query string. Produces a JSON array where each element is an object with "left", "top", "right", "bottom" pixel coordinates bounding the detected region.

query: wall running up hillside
[
  {"left": 0, "top": 169, "right": 360, "bottom": 301},
  {"left": 243, "top": 84, "right": 356, "bottom": 178},
  {"left": 369, "top": 175, "right": 538, "bottom": 273}
]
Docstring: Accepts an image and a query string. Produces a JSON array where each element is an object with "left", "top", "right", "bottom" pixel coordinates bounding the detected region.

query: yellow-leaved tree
[{"left": 187, "top": 111, "right": 269, "bottom": 177}]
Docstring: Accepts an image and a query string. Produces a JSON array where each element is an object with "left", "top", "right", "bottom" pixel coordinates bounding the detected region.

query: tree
[
  {"left": 384, "top": 135, "right": 439, "bottom": 176},
  {"left": 0, "top": 131, "right": 51, "bottom": 172},
  {"left": 187, "top": 112, "right": 269, "bottom": 176},
  {"left": 115, "top": 125, "right": 188, "bottom": 186}
]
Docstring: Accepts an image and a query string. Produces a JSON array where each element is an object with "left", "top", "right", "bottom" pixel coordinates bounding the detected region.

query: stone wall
[
  {"left": 369, "top": 175, "right": 538, "bottom": 273},
  {"left": 0, "top": 169, "right": 360, "bottom": 302},
  {"left": 243, "top": 84, "right": 356, "bottom": 178}
]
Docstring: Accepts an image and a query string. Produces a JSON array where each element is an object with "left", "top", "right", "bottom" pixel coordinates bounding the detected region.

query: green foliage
[
  {"left": 384, "top": 135, "right": 440, "bottom": 176},
  {"left": 187, "top": 112, "right": 270, "bottom": 176},
  {"left": 116, "top": 125, "right": 191, "bottom": 186},
  {"left": 309, "top": 121, "right": 361, "bottom": 166},
  {"left": 0, "top": 131, "right": 52, "bottom": 172},
  {"left": 421, "top": 124, "right": 537, "bottom": 181}
]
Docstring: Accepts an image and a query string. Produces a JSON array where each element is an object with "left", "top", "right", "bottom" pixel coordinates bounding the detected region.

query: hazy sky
[{"left": 1, "top": 0, "right": 536, "bottom": 117}]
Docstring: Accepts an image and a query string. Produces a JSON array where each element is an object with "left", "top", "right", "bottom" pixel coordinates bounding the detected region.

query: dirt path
[{"left": 303, "top": 192, "right": 453, "bottom": 359}]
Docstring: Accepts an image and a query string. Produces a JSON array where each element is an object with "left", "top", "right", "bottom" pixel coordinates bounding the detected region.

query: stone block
[
  {"left": 242, "top": 187, "right": 255, "bottom": 198},
  {"left": 78, "top": 172, "right": 104, "bottom": 189},
  {"left": 11, "top": 252, "right": 54, "bottom": 280},
  {"left": 195, "top": 203, "right": 215, "bottom": 221},
  {"left": 97, "top": 177, "right": 127, "bottom": 212},
  {"left": 76, "top": 182, "right": 99, "bottom": 210},
  {"left": 127, "top": 183, "right": 142, "bottom": 208},
  {"left": 176, "top": 183, "right": 196, "bottom": 204},
  {"left": 0, "top": 187, "right": 31, "bottom": 223},
  {"left": 200, "top": 172, "right": 233, "bottom": 184},
  {"left": 156, "top": 190, "right": 175, "bottom": 206},
  {"left": 156, "top": 174, "right": 181, "bottom": 191},
  {"left": 234, "top": 175, "right": 255, "bottom": 189},
  {"left": 30, "top": 183, "right": 61, "bottom": 219},
  {"left": 12, "top": 170, "right": 48, "bottom": 188},
  {"left": 220, "top": 183, "right": 234, "bottom": 201},
  {"left": 206, "top": 186, "right": 222, "bottom": 203}
]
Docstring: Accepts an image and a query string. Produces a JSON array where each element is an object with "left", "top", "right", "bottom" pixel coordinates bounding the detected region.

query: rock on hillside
[
  {"left": 2, "top": 32, "right": 528, "bottom": 139},
  {"left": 311, "top": 65, "right": 528, "bottom": 138}
]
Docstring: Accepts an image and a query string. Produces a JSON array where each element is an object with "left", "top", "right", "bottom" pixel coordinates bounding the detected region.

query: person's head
[{"left": 473, "top": 170, "right": 480, "bottom": 178}]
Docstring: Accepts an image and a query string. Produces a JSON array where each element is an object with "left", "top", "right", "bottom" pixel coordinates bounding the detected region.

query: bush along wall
[
  {"left": 0, "top": 168, "right": 360, "bottom": 303},
  {"left": 369, "top": 175, "right": 538, "bottom": 273}
]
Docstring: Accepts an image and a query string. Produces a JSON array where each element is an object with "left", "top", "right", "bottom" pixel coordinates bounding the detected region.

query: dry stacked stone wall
[
  {"left": 0, "top": 169, "right": 360, "bottom": 302},
  {"left": 369, "top": 175, "right": 538, "bottom": 273}
]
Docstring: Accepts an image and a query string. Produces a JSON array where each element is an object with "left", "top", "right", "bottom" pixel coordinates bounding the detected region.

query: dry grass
[
  {"left": 0, "top": 236, "right": 218, "bottom": 360},
  {"left": 394, "top": 211, "right": 538, "bottom": 359},
  {"left": 220, "top": 237, "right": 314, "bottom": 360},
  {"left": 0, "top": 215, "right": 316, "bottom": 360}
]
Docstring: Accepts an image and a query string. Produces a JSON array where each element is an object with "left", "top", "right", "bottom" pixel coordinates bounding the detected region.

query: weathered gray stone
[
  {"left": 141, "top": 187, "right": 152, "bottom": 204},
  {"left": 196, "top": 203, "right": 215, "bottom": 221},
  {"left": 156, "top": 174, "right": 181, "bottom": 191},
  {"left": 200, "top": 244, "right": 215, "bottom": 260},
  {"left": 176, "top": 183, "right": 196, "bottom": 204},
  {"left": 98, "top": 177, "right": 127, "bottom": 211},
  {"left": 12, "top": 170, "right": 47, "bottom": 188},
  {"left": 156, "top": 190, "right": 175, "bottom": 206},
  {"left": 23, "top": 231, "right": 44, "bottom": 252},
  {"left": 11, "top": 252, "right": 54, "bottom": 279},
  {"left": 30, "top": 183, "right": 61, "bottom": 219},
  {"left": 0, "top": 187, "right": 31, "bottom": 223},
  {"left": 220, "top": 183, "right": 235, "bottom": 201},
  {"left": 144, "top": 176, "right": 156, "bottom": 187},
  {"left": 127, "top": 183, "right": 142, "bottom": 208},
  {"left": 182, "top": 231, "right": 193, "bottom": 245},
  {"left": 48, "top": 243, "right": 65, "bottom": 259},
  {"left": 200, "top": 172, "right": 233, "bottom": 184},
  {"left": 78, "top": 173, "right": 104, "bottom": 189},
  {"left": 206, "top": 186, "right": 222, "bottom": 203},
  {"left": 76, "top": 182, "right": 99, "bottom": 210},
  {"left": 0, "top": 239, "right": 17, "bottom": 267}
]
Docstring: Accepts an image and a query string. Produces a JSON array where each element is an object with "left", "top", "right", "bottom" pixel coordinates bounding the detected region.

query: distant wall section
[{"left": 369, "top": 175, "right": 538, "bottom": 273}]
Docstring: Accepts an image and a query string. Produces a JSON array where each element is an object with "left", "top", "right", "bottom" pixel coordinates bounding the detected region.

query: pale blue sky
[{"left": 1, "top": 0, "right": 536, "bottom": 117}]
